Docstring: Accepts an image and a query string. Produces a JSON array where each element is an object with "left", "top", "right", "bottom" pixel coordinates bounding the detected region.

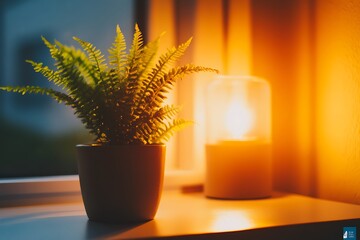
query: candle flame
[{"left": 225, "top": 100, "right": 253, "bottom": 139}]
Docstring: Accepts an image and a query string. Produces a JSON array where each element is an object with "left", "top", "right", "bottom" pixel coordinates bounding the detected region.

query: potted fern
[{"left": 0, "top": 24, "right": 218, "bottom": 223}]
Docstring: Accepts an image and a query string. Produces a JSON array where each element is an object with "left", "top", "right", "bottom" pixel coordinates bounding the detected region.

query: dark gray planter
[{"left": 76, "top": 144, "right": 165, "bottom": 223}]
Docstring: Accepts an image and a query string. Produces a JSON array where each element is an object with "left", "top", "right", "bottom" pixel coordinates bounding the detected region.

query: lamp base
[{"left": 205, "top": 142, "right": 272, "bottom": 200}]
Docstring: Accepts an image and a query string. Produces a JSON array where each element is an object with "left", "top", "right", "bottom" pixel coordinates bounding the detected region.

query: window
[{"left": 0, "top": 0, "right": 135, "bottom": 178}]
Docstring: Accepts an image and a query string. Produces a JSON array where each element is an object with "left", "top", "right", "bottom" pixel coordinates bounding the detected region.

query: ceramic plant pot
[{"left": 76, "top": 144, "right": 166, "bottom": 223}]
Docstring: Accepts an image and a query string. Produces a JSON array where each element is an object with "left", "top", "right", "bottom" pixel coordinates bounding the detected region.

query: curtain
[{"left": 146, "top": 0, "right": 317, "bottom": 198}]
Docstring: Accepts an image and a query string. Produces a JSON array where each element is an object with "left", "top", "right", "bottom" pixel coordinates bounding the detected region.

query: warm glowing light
[
  {"left": 225, "top": 100, "right": 253, "bottom": 139},
  {"left": 212, "top": 210, "right": 253, "bottom": 232}
]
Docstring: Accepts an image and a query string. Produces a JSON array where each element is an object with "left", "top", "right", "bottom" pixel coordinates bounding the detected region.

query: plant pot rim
[{"left": 76, "top": 143, "right": 165, "bottom": 148}]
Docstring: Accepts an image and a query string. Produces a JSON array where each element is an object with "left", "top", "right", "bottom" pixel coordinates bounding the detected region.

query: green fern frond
[
  {"left": 114, "top": 24, "right": 145, "bottom": 128},
  {"left": 73, "top": 36, "right": 107, "bottom": 84},
  {"left": 137, "top": 33, "right": 163, "bottom": 80},
  {"left": 41, "top": 36, "right": 60, "bottom": 58},
  {"left": 41, "top": 38, "right": 89, "bottom": 91},
  {"left": 132, "top": 105, "right": 182, "bottom": 144},
  {"left": 0, "top": 86, "right": 74, "bottom": 104},
  {"left": 136, "top": 64, "right": 218, "bottom": 116},
  {"left": 43, "top": 39, "right": 104, "bottom": 139},
  {"left": 108, "top": 24, "right": 127, "bottom": 83},
  {"left": 60, "top": 45, "right": 99, "bottom": 88},
  {"left": 134, "top": 38, "right": 192, "bottom": 110},
  {"left": 42, "top": 37, "right": 96, "bottom": 89},
  {"left": 20, "top": 38, "right": 102, "bottom": 139},
  {"left": 123, "top": 24, "right": 144, "bottom": 92},
  {"left": 155, "top": 64, "right": 218, "bottom": 98},
  {"left": 152, "top": 105, "right": 181, "bottom": 122},
  {"left": 51, "top": 41, "right": 96, "bottom": 94},
  {"left": 26, "top": 60, "right": 64, "bottom": 87},
  {"left": 145, "top": 37, "right": 192, "bottom": 84},
  {"left": 150, "top": 119, "right": 193, "bottom": 144}
]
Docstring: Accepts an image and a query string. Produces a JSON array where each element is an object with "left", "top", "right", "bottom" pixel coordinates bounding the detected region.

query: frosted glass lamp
[{"left": 205, "top": 75, "right": 272, "bottom": 199}]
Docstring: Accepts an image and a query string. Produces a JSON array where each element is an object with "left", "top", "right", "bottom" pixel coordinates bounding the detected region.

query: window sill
[
  {"left": 0, "top": 175, "right": 81, "bottom": 207},
  {"left": 0, "top": 190, "right": 359, "bottom": 239},
  {"left": 0, "top": 170, "right": 203, "bottom": 207}
]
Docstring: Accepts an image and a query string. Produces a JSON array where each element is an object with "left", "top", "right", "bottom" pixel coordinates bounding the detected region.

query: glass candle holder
[{"left": 205, "top": 75, "right": 272, "bottom": 199}]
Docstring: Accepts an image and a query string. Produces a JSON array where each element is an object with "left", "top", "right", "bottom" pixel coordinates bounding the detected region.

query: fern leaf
[
  {"left": 152, "top": 64, "right": 218, "bottom": 104},
  {"left": 73, "top": 36, "right": 107, "bottom": 84},
  {"left": 134, "top": 38, "right": 192, "bottom": 111},
  {"left": 150, "top": 119, "right": 193, "bottom": 144},
  {"left": 26, "top": 60, "right": 65, "bottom": 87},
  {"left": 0, "top": 86, "right": 74, "bottom": 104},
  {"left": 66, "top": 47, "right": 99, "bottom": 87},
  {"left": 6, "top": 38, "right": 103, "bottom": 140},
  {"left": 41, "top": 38, "right": 90, "bottom": 91},
  {"left": 115, "top": 24, "right": 145, "bottom": 129},
  {"left": 131, "top": 105, "right": 180, "bottom": 143},
  {"left": 152, "top": 105, "right": 181, "bottom": 122},
  {"left": 144, "top": 37, "right": 192, "bottom": 86},
  {"left": 52, "top": 42, "right": 96, "bottom": 95},
  {"left": 46, "top": 40, "right": 105, "bottom": 139},
  {"left": 139, "top": 64, "right": 218, "bottom": 116},
  {"left": 137, "top": 33, "right": 163, "bottom": 80},
  {"left": 123, "top": 24, "right": 144, "bottom": 89},
  {"left": 108, "top": 24, "right": 127, "bottom": 81},
  {"left": 41, "top": 36, "right": 61, "bottom": 58}
]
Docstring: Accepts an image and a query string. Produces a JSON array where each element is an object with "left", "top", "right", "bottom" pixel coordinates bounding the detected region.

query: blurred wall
[
  {"left": 252, "top": 0, "right": 360, "bottom": 204},
  {"left": 315, "top": 0, "right": 360, "bottom": 204},
  {"left": 251, "top": 0, "right": 316, "bottom": 198}
]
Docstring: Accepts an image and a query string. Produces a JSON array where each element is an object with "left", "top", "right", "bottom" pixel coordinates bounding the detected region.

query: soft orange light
[
  {"left": 211, "top": 210, "right": 253, "bottom": 232},
  {"left": 225, "top": 99, "right": 253, "bottom": 139}
]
